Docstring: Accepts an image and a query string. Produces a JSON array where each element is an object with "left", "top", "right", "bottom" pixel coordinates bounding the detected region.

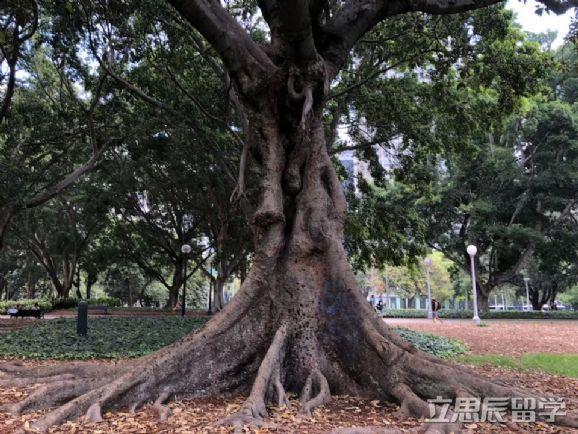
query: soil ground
[
  {"left": 0, "top": 317, "right": 576, "bottom": 433},
  {"left": 384, "top": 318, "right": 578, "bottom": 356}
]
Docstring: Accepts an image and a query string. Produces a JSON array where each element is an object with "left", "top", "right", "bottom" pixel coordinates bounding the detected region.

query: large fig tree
[{"left": 2, "top": 0, "right": 578, "bottom": 433}]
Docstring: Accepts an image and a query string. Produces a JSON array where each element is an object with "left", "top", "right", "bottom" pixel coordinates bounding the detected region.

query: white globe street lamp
[
  {"left": 467, "top": 245, "right": 481, "bottom": 325},
  {"left": 423, "top": 257, "right": 433, "bottom": 319},
  {"left": 181, "top": 244, "right": 192, "bottom": 317}
]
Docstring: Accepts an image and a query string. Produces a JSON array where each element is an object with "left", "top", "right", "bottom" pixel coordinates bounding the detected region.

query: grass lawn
[
  {"left": 456, "top": 353, "right": 578, "bottom": 378},
  {"left": 0, "top": 317, "right": 208, "bottom": 360}
]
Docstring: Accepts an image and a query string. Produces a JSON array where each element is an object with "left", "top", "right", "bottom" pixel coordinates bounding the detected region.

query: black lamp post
[{"left": 181, "top": 244, "right": 191, "bottom": 317}]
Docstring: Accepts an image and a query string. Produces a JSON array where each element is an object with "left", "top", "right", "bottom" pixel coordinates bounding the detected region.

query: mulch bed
[{"left": 0, "top": 361, "right": 576, "bottom": 434}]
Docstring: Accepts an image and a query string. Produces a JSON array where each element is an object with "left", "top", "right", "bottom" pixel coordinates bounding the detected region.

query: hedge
[
  {"left": 381, "top": 308, "right": 578, "bottom": 319},
  {"left": 51, "top": 296, "right": 123, "bottom": 310}
]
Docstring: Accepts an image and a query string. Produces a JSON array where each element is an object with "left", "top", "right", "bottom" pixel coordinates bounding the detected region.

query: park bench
[
  {"left": 86, "top": 305, "right": 109, "bottom": 315},
  {"left": 9, "top": 309, "right": 44, "bottom": 319}
]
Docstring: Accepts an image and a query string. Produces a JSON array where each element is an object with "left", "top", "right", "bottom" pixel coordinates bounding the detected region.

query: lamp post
[
  {"left": 467, "top": 245, "right": 481, "bottom": 324},
  {"left": 423, "top": 257, "right": 433, "bottom": 319},
  {"left": 523, "top": 277, "right": 531, "bottom": 311},
  {"left": 181, "top": 244, "right": 191, "bottom": 317}
]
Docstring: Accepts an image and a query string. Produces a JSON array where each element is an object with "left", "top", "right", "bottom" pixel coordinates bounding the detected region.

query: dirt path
[{"left": 386, "top": 318, "right": 578, "bottom": 356}]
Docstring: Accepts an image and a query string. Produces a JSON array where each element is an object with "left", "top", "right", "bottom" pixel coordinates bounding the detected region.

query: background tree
[
  {"left": 0, "top": 12, "right": 119, "bottom": 249},
  {"left": 423, "top": 95, "right": 578, "bottom": 312},
  {"left": 13, "top": 182, "right": 110, "bottom": 299},
  {"left": 560, "top": 284, "right": 578, "bottom": 309}
]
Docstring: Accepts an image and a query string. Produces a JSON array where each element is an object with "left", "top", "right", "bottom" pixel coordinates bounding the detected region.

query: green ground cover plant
[
  {"left": 0, "top": 317, "right": 207, "bottom": 360},
  {"left": 393, "top": 327, "right": 468, "bottom": 358},
  {"left": 0, "top": 318, "right": 467, "bottom": 361}
]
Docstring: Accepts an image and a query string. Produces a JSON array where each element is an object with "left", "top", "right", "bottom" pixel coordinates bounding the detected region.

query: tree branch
[
  {"left": 24, "top": 147, "right": 104, "bottom": 209},
  {"left": 277, "top": 0, "right": 319, "bottom": 62},
  {"left": 167, "top": 0, "right": 276, "bottom": 89},
  {"left": 319, "top": 0, "right": 574, "bottom": 79}
]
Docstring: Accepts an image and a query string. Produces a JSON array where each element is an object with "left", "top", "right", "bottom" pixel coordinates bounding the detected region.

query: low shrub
[
  {"left": 0, "top": 316, "right": 208, "bottom": 360},
  {"left": 51, "top": 297, "right": 78, "bottom": 309},
  {"left": 86, "top": 296, "right": 123, "bottom": 307},
  {"left": 382, "top": 309, "right": 428, "bottom": 318},
  {"left": 382, "top": 309, "right": 578, "bottom": 319},
  {"left": 0, "top": 299, "right": 52, "bottom": 314},
  {"left": 393, "top": 327, "right": 467, "bottom": 358}
]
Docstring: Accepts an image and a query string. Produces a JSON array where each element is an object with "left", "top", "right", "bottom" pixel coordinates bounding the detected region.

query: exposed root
[
  {"left": 547, "top": 412, "right": 578, "bottom": 428},
  {"left": 218, "top": 324, "right": 288, "bottom": 428},
  {"left": 269, "top": 367, "right": 289, "bottom": 409},
  {"left": 0, "top": 379, "right": 92, "bottom": 415},
  {"left": 415, "top": 423, "right": 461, "bottom": 434},
  {"left": 85, "top": 403, "right": 103, "bottom": 423},
  {"left": 129, "top": 397, "right": 146, "bottom": 414},
  {"left": 153, "top": 389, "right": 172, "bottom": 422},
  {"left": 368, "top": 318, "right": 578, "bottom": 432},
  {"left": 300, "top": 368, "right": 331, "bottom": 416},
  {"left": 391, "top": 383, "right": 430, "bottom": 419},
  {"left": 329, "top": 428, "right": 403, "bottom": 434},
  {"left": 0, "top": 373, "right": 76, "bottom": 387},
  {"left": 25, "top": 371, "right": 144, "bottom": 432},
  {"left": 1, "top": 265, "right": 577, "bottom": 434},
  {"left": 0, "top": 361, "right": 113, "bottom": 378}
]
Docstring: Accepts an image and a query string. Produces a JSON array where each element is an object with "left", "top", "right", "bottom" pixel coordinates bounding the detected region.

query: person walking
[
  {"left": 376, "top": 299, "right": 384, "bottom": 316},
  {"left": 431, "top": 298, "right": 442, "bottom": 323}
]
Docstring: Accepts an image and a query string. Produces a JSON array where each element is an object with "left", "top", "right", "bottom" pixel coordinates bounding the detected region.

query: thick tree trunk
[
  {"left": 85, "top": 272, "right": 97, "bottom": 300},
  {"left": 168, "top": 260, "right": 183, "bottom": 308},
  {"left": 26, "top": 270, "right": 36, "bottom": 299},
  {"left": 477, "top": 291, "right": 489, "bottom": 314},
  {"left": 0, "top": 207, "right": 14, "bottom": 251},
  {"left": 46, "top": 268, "right": 68, "bottom": 299},
  {"left": 126, "top": 278, "right": 133, "bottom": 307},
  {"left": 531, "top": 290, "right": 546, "bottom": 311},
  {"left": 210, "top": 277, "right": 225, "bottom": 313},
  {"left": 2, "top": 79, "right": 577, "bottom": 434},
  {"left": 60, "top": 259, "right": 75, "bottom": 299}
]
